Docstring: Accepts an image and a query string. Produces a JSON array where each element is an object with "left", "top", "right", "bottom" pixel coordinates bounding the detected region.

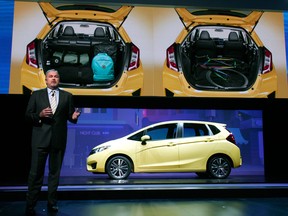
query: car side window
[
  {"left": 183, "top": 123, "right": 209, "bottom": 137},
  {"left": 128, "top": 131, "right": 145, "bottom": 141},
  {"left": 146, "top": 123, "right": 177, "bottom": 141},
  {"left": 208, "top": 124, "right": 221, "bottom": 135},
  {"left": 183, "top": 127, "right": 196, "bottom": 137}
]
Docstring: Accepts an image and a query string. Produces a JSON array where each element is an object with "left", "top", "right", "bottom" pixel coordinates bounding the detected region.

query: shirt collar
[{"left": 48, "top": 88, "right": 58, "bottom": 94}]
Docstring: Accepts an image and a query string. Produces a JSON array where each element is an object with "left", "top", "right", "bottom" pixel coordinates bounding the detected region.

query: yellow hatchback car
[
  {"left": 21, "top": 3, "right": 143, "bottom": 96},
  {"left": 163, "top": 9, "right": 277, "bottom": 98},
  {"left": 86, "top": 120, "right": 242, "bottom": 179}
]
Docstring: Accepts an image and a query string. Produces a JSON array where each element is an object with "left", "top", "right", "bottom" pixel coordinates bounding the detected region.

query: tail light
[
  {"left": 226, "top": 133, "right": 236, "bottom": 145},
  {"left": 26, "top": 41, "right": 38, "bottom": 68},
  {"left": 262, "top": 47, "right": 273, "bottom": 74},
  {"left": 166, "top": 44, "right": 179, "bottom": 71},
  {"left": 128, "top": 44, "right": 140, "bottom": 71}
]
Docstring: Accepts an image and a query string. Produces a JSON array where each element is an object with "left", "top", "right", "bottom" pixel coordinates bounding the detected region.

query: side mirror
[{"left": 141, "top": 135, "right": 151, "bottom": 145}]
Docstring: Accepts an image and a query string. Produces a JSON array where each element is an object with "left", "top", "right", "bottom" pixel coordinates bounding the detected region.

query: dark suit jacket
[{"left": 25, "top": 88, "right": 77, "bottom": 150}]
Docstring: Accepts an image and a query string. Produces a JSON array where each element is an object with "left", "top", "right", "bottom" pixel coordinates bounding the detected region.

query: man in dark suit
[{"left": 25, "top": 69, "right": 81, "bottom": 216}]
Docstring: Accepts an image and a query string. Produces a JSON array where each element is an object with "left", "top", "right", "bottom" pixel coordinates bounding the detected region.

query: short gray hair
[{"left": 46, "top": 69, "right": 59, "bottom": 76}]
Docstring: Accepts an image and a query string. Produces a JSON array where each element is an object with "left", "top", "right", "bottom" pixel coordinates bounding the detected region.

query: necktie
[{"left": 50, "top": 90, "right": 57, "bottom": 114}]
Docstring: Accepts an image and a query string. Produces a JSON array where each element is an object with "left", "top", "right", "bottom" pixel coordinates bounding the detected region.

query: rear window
[
  {"left": 52, "top": 3, "right": 120, "bottom": 13},
  {"left": 188, "top": 9, "right": 252, "bottom": 18}
]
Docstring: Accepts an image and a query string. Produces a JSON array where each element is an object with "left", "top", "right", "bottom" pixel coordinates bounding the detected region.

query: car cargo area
[
  {"left": 179, "top": 27, "right": 263, "bottom": 91},
  {"left": 41, "top": 22, "right": 125, "bottom": 87}
]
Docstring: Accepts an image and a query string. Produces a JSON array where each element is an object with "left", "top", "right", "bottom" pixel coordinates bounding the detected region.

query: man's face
[{"left": 45, "top": 71, "right": 60, "bottom": 89}]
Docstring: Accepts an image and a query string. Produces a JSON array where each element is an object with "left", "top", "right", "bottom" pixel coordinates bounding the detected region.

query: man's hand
[
  {"left": 40, "top": 107, "right": 53, "bottom": 118},
  {"left": 72, "top": 108, "right": 81, "bottom": 120}
]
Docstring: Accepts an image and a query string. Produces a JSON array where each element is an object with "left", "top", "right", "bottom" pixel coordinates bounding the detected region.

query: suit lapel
[
  {"left": 55, "top": 90, "right": 65, "bottom": 113},
  {"left": 41, "top": 88, "right": 50, "bottom": 108}
]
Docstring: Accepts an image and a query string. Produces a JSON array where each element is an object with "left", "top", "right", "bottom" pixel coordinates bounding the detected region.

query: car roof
[{"left": 147, "top": 120, "right": 225, "bottom": 125}]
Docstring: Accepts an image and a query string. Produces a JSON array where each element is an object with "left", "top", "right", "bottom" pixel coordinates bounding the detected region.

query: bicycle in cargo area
[{"left": 196, "top": 56, "right": 249, "bottom": 89}]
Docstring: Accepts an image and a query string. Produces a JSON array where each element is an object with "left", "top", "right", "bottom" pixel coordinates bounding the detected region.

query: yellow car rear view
[
  {"left": 163, "top": 9, "right": 277, "bottom": 98},
  {"left": 21, "top": 3, "right": 143, "bottom": 96}
]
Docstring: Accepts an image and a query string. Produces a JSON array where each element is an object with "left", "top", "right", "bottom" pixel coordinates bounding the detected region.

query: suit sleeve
[
  {"left": 25, "top": 92, "right": 42, "bottom": 126},
  {"left": 68, "top": 93, "right": 78, "bottom": 124}
]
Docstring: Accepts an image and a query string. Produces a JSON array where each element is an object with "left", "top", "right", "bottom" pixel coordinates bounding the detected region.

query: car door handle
[
  {"left": 167, "top": 143, "right": 176, "bottom": 146},
  {"left": 205, "top": 138, "right": 214, "bottom": 142}
]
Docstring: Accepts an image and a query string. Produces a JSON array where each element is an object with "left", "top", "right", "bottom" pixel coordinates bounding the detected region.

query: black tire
[
  {"left": 207, "top": 155, "right": 231, "bottom": 179},
  {"left": 106, "top": 156, "right": 132, "bottom": 180},
  {"left": 206, "top": 68, "right": 248, "bottom": 88}
]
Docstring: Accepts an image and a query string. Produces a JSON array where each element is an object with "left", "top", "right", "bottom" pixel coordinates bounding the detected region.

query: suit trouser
[{"left": 26, "top": 145, "right": 65, "bottom": 207}]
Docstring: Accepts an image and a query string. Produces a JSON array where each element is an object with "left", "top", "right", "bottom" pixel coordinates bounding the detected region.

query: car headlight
[{"left": 89, "top": 145, "right": 110, "bottom": 156}]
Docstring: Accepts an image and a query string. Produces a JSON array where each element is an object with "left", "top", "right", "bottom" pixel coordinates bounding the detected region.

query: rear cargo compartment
[{"left": 41, "top": 23, "right": 124, "bottom": 87}]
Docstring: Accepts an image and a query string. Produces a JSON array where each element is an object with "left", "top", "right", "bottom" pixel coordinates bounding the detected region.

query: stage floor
[
  {"left": 1, "top": 173, "right": 288, "bottom": 216},
  {"left": 1, "top": 173, "right": 288, "bottom": 200},
  {"left": 1, "top": 197, "right": 288, "bottom": 216}
]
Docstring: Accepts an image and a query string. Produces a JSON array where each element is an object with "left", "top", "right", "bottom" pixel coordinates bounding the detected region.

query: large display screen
[{"left": 1, "top": 1, "right": 288, "bottom": 98}]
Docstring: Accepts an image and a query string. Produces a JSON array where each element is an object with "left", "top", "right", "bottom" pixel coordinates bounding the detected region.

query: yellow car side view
[
  {"left": 21, "top": 3, "right": 143, "bottom": 96},
  {"left": 86, "top": 120, "right": 242, "bottom": 179},
  {"left": 163, "top": 9, "right": 277, "bottom": 98}
]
